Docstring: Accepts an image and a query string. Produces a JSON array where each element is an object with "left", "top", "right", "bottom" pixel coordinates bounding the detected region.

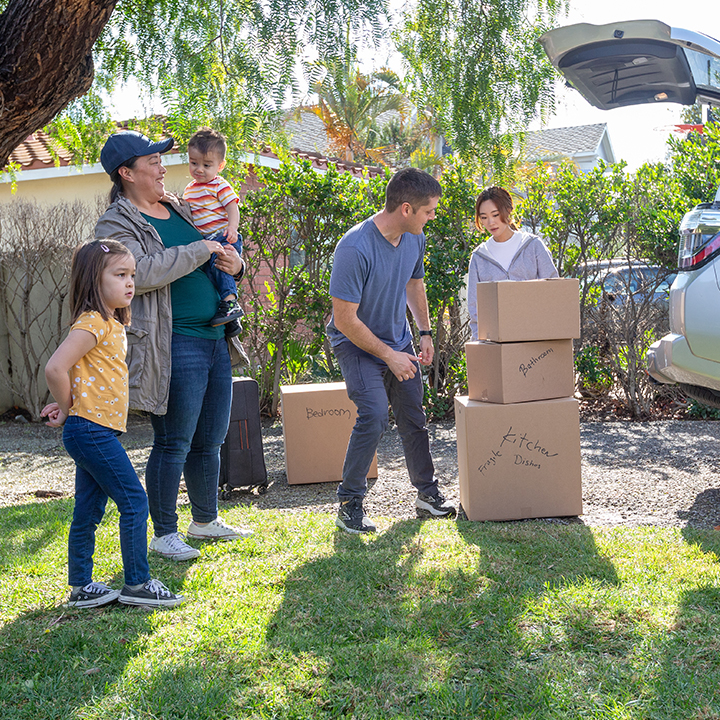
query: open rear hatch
[{"left": 539, "top": 19, "right": 720, "bottom": 109}]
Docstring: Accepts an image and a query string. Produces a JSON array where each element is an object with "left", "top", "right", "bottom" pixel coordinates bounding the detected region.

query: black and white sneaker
[
  {"left": 210, "top": 299, "right": 244, "bottom": 327},
  {"left": 65, "top": 581, "right": 120, "bottom": 608},
  {"left": 336, "top": 497, "right": 377, "bottom": 534},
  {"left": 416, "top": 490, "right": 457, "bottom": 519},
  {"left": 224, "top": 319, "right": 242, "bottom": 338},
  {"left": 119, "top": 579, "right": 185, "bottom": 608}
]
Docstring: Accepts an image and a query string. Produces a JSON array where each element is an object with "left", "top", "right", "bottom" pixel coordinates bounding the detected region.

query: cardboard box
[
  {"left": 455, "top": 395, "right": 582, "bottom": 521},
  {"left": 466, "top": 339, "right": 575, "bottom": 404},
  {"left": 475, "top": 278, "right": 580, "bottom": 342},
  {"left": 280, "top": 382, "right": 378, "bottom": 485}
]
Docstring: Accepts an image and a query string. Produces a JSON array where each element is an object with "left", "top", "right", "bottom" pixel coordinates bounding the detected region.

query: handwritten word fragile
[
  {"left": 518, "top": 347, "right": 553, "bottom": 378},
  {"left": 306, "top": 407, "right": 351, "bottom": 420},
  {"left": 478, "top": 449, "right": 502, "bottom": 474}
]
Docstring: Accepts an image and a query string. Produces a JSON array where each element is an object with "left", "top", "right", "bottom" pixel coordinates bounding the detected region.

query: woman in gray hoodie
[{"left": 467, "top": 186, "right": 558, "bottom": 340}]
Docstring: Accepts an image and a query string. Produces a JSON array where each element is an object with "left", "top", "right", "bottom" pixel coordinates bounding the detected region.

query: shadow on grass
[
  {"left": 265, "top": 519, "right": 622, "bottom": 718},
  {"left": 649, "top": 525, "right": 720, "bottom": 717},
  {"left": 0, "top": 497, "right": 73, "bottom": 567},
  {"left": 0, "top": 498, "right": 195, "bottom": 720},
  {"left": 0, "top": 601, "right": 158, "bottom": 720}
]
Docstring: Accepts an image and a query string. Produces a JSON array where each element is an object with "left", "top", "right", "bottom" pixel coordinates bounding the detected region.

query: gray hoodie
[
  {"left": 467, "top": 231, "right": 558, "bottom": 340},
  {"left": 95, "top": 194, "right": 246, "bottom": 414}
]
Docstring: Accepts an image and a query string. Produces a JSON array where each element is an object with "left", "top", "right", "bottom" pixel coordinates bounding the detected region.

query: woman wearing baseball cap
[{"left": 95, "top": 131, "right": 253, "bottom": 562}]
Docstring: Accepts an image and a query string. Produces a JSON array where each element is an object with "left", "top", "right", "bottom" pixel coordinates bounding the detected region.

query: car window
[{"left": 603, "top": 274, "right": 625, "bottom": 294}]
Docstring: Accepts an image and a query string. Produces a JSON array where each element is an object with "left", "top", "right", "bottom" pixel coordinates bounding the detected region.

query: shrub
[{"left": 0, "top": 201, "right": 95, "bottom": 420}]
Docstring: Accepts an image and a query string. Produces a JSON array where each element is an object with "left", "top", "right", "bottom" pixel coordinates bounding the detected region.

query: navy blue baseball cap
[{"left": 100, "top": 131, "right": 174, "bottom": 175}]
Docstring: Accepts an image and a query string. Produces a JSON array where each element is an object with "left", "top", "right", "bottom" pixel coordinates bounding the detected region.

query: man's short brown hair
[{"left": 385, "top": 167, "right": 442, "bottom": 213}]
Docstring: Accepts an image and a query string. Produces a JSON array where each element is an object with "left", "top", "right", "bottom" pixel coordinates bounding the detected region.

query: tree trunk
[{"left": 0, "top": 0, "right": 119, "bottom": 167}]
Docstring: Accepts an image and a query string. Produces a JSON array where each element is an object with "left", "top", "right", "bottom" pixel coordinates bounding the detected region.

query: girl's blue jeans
[
  {"left": 146, "top": 333, "right": 232, "bottom": 537},
  {"left": 63, "top": 416, "right": 150, "bottom": 587}
]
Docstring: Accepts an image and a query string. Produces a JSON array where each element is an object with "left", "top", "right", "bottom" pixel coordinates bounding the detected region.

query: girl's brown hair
[
  {"left": 474, "top": 186, "right": 517, "bottom": 232},
  {"left": 69, "top": 240, "right": 134, "bottom": 325}
]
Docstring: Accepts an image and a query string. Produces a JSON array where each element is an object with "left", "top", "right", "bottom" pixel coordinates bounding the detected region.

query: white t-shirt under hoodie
[{"left": 486, "top": 231, "right": 523, "bottom": 271}]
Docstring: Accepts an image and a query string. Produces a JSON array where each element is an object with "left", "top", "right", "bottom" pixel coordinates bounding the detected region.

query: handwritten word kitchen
[
  {"left": 500, "top": 426, "right": 558, "bottom": 457},
  {"left": 518, "top": 347, "right": 553, "bottom": 378},
  {"left": 305, "top": 407, "right": 351, "bottom": 420}
]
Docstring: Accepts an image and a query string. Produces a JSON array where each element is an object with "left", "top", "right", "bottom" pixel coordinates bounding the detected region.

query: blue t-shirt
[{"left": 327, "top": 217, "right": 425, "bottom": 350}]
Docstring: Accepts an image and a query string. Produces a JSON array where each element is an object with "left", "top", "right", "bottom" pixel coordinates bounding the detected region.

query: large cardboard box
[
  {"left": 475, "top": 278, "right": 580, "bottom": 342},
  {"left": 455, "top": 395, "right": 582, "bottom": 521},
  {"left": 280, "top": 382, "right": 378, "bottom": 485},
  {"left": 466, "top": 339, "right": 575, "bottom": 404}
]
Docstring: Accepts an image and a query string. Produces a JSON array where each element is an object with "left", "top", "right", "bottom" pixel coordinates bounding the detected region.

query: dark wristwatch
[{"left": 419, "top": 330, "right": 432, "bottom": 337}]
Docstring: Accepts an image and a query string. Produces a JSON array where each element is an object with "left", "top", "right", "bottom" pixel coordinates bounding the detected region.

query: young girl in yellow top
[{"left": 43, "top": 240, "right": 184, "bottom": 609}]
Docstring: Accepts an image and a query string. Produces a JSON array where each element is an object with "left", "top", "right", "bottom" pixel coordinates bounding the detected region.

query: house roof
[
  {"left": 4, "top": 121, "right": 384, "bottom": 180},
  {"left": 8, "top": 130, "right": 73, "bottom": 170},
  {"left": 5, "top": 119, "right": 612, "bottom": 179},
  {"left": 524, "top": 123, "right": 615, "bottom": 164},
  {"left": 286, "top": 111, "right": 331, "bottom": 155}
]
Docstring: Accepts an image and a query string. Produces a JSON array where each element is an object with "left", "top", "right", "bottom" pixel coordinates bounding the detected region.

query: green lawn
[{"left": 1, "top": 500, "right": 720, "bottom": 719}]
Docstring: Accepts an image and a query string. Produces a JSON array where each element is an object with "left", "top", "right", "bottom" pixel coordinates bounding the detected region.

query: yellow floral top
[{"left": 68, "top": 312, "right": 129, "bottom": 432}]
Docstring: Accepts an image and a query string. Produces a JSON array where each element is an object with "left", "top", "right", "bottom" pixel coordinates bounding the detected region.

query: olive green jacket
[{"left": 95, "top": 193, "right": 247, "bottom": 415}]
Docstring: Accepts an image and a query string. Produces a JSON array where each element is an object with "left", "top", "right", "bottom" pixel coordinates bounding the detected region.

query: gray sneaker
[
  {"left": 336, "top": 497, "right": 377, "bottom": 534},
  {"left": 149, "top": 531, "right": 200, "bottom": 561},
  {"left": 416, "top": 490, "right": 457, "bottom": 519},
  {"left": 65, "top": 581, "right": 120, "bottom": 608},
  {"left": 119, "top": 578, "right": 185, "bottom": 608}
]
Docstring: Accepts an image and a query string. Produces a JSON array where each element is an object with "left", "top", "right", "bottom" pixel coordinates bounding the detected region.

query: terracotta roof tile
[
  {"left": 6, "top": 123, "right": 384, "bottom": 178},
  {"left": 8, "top": 130, "right": 73, "bottom": 170}
]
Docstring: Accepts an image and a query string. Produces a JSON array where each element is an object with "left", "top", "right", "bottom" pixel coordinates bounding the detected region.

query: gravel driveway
[{"left": 2, "top": 416, "right": 720, "bottom": 528}]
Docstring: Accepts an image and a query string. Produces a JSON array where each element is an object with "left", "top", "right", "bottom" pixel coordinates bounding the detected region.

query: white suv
[
  {"left": 646, "top": 196, "right": 720, "bottom": 405},
  {"left": 540, "top": 19, "right": 720, "bottom": 405}
]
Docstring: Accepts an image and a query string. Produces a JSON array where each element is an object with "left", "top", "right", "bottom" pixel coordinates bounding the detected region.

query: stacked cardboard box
[
  {"left": 456, "top": 279, "right": 583, "bottom": 521},
  {"left": 280, "top": 382, "right": 378, "bottom": 485}
]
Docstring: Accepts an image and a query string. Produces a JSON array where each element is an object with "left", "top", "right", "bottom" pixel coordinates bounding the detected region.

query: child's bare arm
[
  {"left": 225, "top": 202, "right": 240, "bottom": 244},
  {"left": 43, "top": 329, "right": 97, "bottom": 425}
]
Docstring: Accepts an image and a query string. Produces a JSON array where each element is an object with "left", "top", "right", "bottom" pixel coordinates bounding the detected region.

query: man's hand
[
  {"left": 417, "top": 334, "right": 434, "bottom": 366},
  {"left": 387, "top": 349, "right": 421, "bottom": 382}
]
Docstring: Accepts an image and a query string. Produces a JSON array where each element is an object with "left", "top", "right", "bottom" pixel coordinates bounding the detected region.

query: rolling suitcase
[{"left": 219, "top": 377, "right": 268, "bottom": 499}]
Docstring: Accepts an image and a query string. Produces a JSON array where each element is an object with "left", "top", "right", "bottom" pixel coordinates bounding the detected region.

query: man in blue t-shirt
[{"left": 327, "top": 167, "right": 457, "bottom": 533}]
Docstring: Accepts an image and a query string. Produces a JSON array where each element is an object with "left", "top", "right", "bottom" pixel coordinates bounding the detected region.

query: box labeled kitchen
[
  {"left": 475, "top": 278, "right": 580, "bottom": 342},
  {"left": 466, "top": 339, "right": 574, "bottom": 404},
  {"left": 280, "top": 382, "right": 378, "bottom": 485},
  {"left": 455, "top": 395, "right": 582, "bottom": 521}
]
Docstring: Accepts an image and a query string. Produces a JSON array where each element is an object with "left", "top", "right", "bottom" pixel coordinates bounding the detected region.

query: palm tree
[{"left": 308, "top": 57, "right": 408, "bottom": 163}]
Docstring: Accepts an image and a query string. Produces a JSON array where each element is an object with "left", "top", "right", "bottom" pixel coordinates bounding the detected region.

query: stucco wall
[{"left": 0, "top": 158, "right": 191, "bottom": 206}]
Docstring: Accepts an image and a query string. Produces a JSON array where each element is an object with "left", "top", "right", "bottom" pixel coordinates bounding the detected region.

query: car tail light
[{"left": 678, "top": 205, "right": 720, "bottom": 270}]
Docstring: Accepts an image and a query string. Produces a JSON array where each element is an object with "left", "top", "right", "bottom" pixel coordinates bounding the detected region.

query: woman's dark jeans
[
  {"left": 146, "top": 333, "right": 232, "bottom": 537},
  {"left": 63, "top": 416, "right": 150, "bottom": 587},
  {"left": 334, "top": 341, "right": 436, "bottom": 500}
]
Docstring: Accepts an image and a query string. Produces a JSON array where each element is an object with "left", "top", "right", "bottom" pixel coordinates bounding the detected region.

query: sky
[
  {"left": 537, "top": 0, "right": 717, "bottom": 170},
  {"left": 108, "top": 0, "right": 717, "bottom": 172}
]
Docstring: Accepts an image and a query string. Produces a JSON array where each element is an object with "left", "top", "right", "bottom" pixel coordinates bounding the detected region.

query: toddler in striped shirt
[{"left": 183, "top": 127, "right": 244, "bottom": 336}]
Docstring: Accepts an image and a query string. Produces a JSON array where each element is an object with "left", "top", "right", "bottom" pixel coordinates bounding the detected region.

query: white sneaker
[
  {"left": 186, "top": 517, "right": 253, "bottom": 541},
  {"left": 149, "top": 532, "right": 201, "bottom": 561}
]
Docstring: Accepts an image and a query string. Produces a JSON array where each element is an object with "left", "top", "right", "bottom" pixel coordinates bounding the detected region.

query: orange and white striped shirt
[{"left": 183, "top": 175, "right": 239, "bottom": 235}]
